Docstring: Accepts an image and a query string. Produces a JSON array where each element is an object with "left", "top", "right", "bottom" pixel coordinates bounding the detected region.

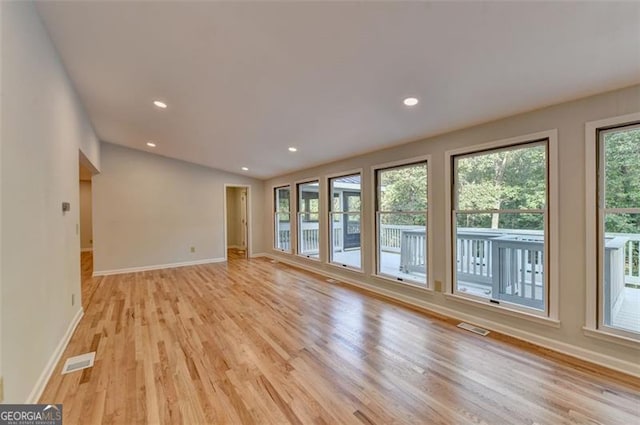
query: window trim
[
  {"left": 295, "top": 178, "right": 321, "bottom": 261},
  {"left": 371, "top": 155, "right": 432, "bottom": 288},
  {"left": 272, "top": 184, "right": 292, "bottom": 253},
  {"left": 585, "top": 113, "right": 640, "bottom": 344},
  {"left": 444, "top": 129, "right": 559, "bottom": 321},
  {"left": 325, "top": 169, "right": 364, "bottom": 272}
]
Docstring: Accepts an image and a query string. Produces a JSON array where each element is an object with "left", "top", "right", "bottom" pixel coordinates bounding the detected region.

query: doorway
[
  {"left": 224, "top": 185, "right": 250, "bottom": 260},
  {"left": 79, "top": 152, "right": 99, "bottom": 308}
]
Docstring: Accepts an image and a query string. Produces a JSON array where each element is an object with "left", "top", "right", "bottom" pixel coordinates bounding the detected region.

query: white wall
[
  {"left": 264, "top": 84, "right": 640, "bottom": 374},
  {"left": 79, "top": 181, "right": 93, "bottom": 251},
  {"left": 1, "top": 1, "right": 100, "bottom": 403},
  {"left": 93, "top": 143, "right": 263, "bottom": 273}
]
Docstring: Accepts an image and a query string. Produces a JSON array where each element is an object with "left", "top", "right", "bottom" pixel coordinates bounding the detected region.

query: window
[
  {"left": 451, "top": 138, "right": 551, "bottom": 315},
  {"left": 597, "top": 123, "right": 640, "bottom": 338},
  {"left": 329, "top": 173, "right": 362, "bottom": 270},
  {"left": 274, "top": 186, "right": 291, "bottom": 252},
  {"left": 297, "top": 180, "right": 320, "bottom": 259},
  {"left": 375, "top": 161, "right": 428, "bottom": 285}
]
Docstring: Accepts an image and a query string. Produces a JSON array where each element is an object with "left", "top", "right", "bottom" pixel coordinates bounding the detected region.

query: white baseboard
[
  {"left": 250, "top": 252, "right": 268, "bottom": 258},
  {"left": 93, "top": 257, "right": 226, "bottom": 277},
  {"left": 263, "top": 252, "right": 640, "bottom": 378},
  {"left": 26, "top": 308, "right": 84, "bottom": 403},
  {"left": 80, "top": 248, "right": 93, "bottom": 253}
]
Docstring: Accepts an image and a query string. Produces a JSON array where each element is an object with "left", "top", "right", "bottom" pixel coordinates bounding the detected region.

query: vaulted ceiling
[{"left": 36, "top": 1, "right": 640, "bottom": 179}]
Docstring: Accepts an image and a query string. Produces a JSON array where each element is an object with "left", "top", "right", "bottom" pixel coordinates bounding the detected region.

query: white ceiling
[{"left": 36, "top": 1, "right": 640, "bottom": 179}]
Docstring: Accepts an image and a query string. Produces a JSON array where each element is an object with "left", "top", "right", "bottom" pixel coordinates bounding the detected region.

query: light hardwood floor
[
  {"left": 81, "top": 251, "right": 102, "bottom": 310},
  {"left": 41, "top": 249, "right": 640, "bottom": 424}
]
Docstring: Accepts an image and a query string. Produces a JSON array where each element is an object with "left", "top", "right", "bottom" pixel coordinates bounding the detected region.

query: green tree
[
  {"left": 456, "top": 143, "right": 546, "bottom": 229},
  {"left": 603, "top": 128, "right": 640, "bottom": 276},
  {"left": 378, "top": 164, "right": 427, "bottom": 225},
  {"left": 604, "top": 128, "right": 640, "bottom": 233},
  {"left": 377, "top": 130, "right": 638, "bottom": 236}
]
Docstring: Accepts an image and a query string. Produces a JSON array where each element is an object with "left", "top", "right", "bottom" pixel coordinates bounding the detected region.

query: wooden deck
[
  {"left": 612, "top": 286, "right": 640, "bottom": 333},
  {"left": 40, "top": 249, "right": 640, "bottom": 424}
]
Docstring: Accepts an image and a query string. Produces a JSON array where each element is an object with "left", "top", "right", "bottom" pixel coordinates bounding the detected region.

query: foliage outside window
[
  {"left": 376, "top": 162, "right": 428, "bottom": 284},
  {"left": 274, "top": 186, "right": 291, "bottom": 251},
  {"left": 329, "top": 174, "right": 362, "bottom": 269},
  {"left": 453, "top": 141, "right": 548, "bottom": 313}
]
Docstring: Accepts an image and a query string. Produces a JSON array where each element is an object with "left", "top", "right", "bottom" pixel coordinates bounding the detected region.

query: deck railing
[
  {"left": 276, "top": 222, "right": 291, "bottom": 251},
  {"left": 277, "top": 224, "right": 640, "bottom": 290},
  {"left": 278, "top": 223, "right": 413, "bottom": 253},
  {"left": 380, "top": 225, "right": 418, "bottom": 253},
  {"left": 490, "top": 233, "right": 545, "bottom": 308},
  {"left": 609, "top": 233, "right": 640, "bottom": 285}
]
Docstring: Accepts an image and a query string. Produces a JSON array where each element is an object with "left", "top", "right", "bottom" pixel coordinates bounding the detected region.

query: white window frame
[
  {"left": 273, "top": 184, "right": 292, "bottom": 253},
  {"left": 326, "top": 169, "right": 364, "bottom": 273},
  {"left": 371, "top": 156, "right": 433, "bottom": 289},
  {"left": 296, "top": 178, "right": 321, "bottom": 261},
  {"left": 585, "top": 113, "right": 640, "bottom": 347},
  {"left": 444, "top": 130, "right": 559, "bottom": 325}
]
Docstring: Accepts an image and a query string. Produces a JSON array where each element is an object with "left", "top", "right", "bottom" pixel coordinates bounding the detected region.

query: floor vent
[
  {"left": 62, "top": 352, "right": 96, "bottom": 374},
  {"left": 457, "top": 322, "right": 490, "bottom": 336}
]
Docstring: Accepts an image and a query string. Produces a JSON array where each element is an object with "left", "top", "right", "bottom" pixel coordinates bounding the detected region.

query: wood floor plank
[
  {"left": 80, "top": 250, "right": 102, "bottom": 310},
  {"left": 40, "top": 250, "right": 640, "bottom": 424}
]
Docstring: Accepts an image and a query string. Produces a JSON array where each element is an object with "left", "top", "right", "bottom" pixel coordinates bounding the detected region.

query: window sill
[
  {"left": 296, "top": 254, "right": 321, "bottom": 262},
  {"left": 373, "top": 273, "right": 433, "bottom": 293},
  {"left": 582, "top": 327, "right": 640, "bottom": 349},
  {"left": 327, "top": 261, "right": 364, "bottom": 274},
  {"left": 443, "top": 293, "right": 560, "bottom": 328}
]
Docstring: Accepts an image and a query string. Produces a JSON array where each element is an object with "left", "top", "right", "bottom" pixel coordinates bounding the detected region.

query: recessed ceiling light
[
  {"left": 288, "top": 147, "right": 298, "bottom": 152},
  {"left": 153, "top": 100, "right": 168, "bottom": 109},
  {"left": 403, "top": 97, "right": 419, "bottom": 107},
  {"left": 241, "top": 167, "right": 249, "bottom": 171},
  {"left": 146, "top": 142, "right": 156, "bottom": 147}
]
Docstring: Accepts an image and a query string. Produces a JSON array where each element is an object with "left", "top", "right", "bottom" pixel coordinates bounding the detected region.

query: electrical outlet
[
  {"left": 190, "top": 246, "right": 196, "bottom": 253},
  {"left": 435, "top": 280, "right": 443, "bottom": 292}
]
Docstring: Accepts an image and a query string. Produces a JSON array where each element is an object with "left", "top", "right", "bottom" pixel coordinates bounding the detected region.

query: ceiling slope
[{"left": 36, "top": 1, "right": 640, "bottom": 178}]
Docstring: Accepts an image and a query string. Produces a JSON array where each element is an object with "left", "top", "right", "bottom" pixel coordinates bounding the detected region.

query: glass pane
[
  {"left": 378, "top": 162, "right": 427, "bottom": 212},
  {"left": 275, "top": 213, "right": 290, "bottom": 251},
  {"left": 298, "top": 213, "right": 320, "bottom": 258},
  {"left": 275, "top": 187, "right": 290, "bottom": 213},
  {"left": 603, "top": 126, "right": 640, "bottom": 209},
  {"left": 603, "top": 213, "right": 640, "bottom": 334},
  {"left": 346, "top": 194, "right": 361, "bottom": 212},
  {"left": 330, "top": 174, "right": 361, "bottom": 212},
  {"left": 455, "top": 143, "right": 546, "bottom": 210},
  {"left": 454, "top": 212, "right": 545, "bottom": 311},
  {"left": 378, "top": 213, "right": 427, "bottom": 284},
  {"left": 298, "top": 181, "right": 319, "bottom": 213},
  {"left": 332, "top": 193, "right": 341, "bottom": 214},
  {"left": 330, "top": 212, "right": 361, "bottom": 269}
]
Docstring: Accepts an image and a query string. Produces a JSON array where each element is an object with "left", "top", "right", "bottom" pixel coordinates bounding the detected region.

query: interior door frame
[{"left": 223, "top": 184, "right": 252, "bottom": 260}]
